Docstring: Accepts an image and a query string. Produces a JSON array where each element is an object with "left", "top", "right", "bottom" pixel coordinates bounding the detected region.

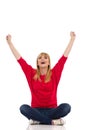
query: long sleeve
[
  {"left": 17, "top": 57, "right": 35, "bottom": 88},
  {"left": 52, "top": 55, "right": 67, "bottom": 85}
]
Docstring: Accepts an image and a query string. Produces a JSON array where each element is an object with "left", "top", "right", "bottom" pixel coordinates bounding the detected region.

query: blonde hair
[{"left": 33, "top": 52, "right": 52, "bottom": 83}]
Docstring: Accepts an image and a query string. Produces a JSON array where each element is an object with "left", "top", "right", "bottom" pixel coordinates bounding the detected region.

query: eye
[
  {"left": 44, "top": 56, "right": 48, "bottom": 59},
  {"left": 38, "top": 56, "right": 42, "bottom": 59}
]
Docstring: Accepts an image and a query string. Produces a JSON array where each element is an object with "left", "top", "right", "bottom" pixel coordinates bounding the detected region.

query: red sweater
[{"left": 17, "top": 55, "right": 67, "bottom": 108}]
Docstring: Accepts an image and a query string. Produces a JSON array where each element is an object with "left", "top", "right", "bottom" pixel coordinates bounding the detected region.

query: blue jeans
[{"left": 20, "top": 103, "right": 71, "bottom": 124}]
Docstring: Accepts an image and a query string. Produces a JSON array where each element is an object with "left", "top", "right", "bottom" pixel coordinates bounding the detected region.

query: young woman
[{"left": 6, "top": 32, "right": 76, "bottom": 125}]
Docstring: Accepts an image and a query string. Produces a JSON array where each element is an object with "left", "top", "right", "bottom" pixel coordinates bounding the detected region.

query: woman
[{"left": 6, "top": 32, "right": 76, "bottom": 125}]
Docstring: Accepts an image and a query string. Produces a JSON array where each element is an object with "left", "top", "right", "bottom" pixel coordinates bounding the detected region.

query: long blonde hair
[{"left": 33, "top": 52, "right": 52, "bottom": 83}]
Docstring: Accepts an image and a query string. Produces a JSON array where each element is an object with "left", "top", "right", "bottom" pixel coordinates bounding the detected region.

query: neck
[{"left": 40, "top": 68, "right": 47, "bottom": 75}]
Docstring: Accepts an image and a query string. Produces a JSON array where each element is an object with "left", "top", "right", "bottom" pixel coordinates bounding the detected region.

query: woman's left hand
[{"left": 70, "top": 32, "right": 76, "bottom": 40}]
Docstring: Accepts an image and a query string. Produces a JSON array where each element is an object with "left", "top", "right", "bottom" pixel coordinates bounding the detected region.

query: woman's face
[{"left": 37, "top": 54, "right": 50, "bottom": 68}]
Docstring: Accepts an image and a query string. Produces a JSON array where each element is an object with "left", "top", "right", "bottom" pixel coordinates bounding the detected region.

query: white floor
[
  {"left": 27, "top": 125, "right": 66, "bottom": 130},
  {"left": 17, "top": 116, "right": 87, "bottom": 130},
  {"left": 26, "top": 121, "right": 86, "bottom": 130}
]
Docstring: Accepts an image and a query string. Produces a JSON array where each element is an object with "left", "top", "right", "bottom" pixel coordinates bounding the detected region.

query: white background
[{"left": 0, "top": 0, "right": 87, "bottom": 130}]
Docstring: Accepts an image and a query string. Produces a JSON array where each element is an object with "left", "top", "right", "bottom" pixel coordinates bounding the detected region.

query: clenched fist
[
  {"left": 6, "top": 34, "right": 12, "bottom": 44},
  {"left": 70, "top": 32, "right": 76, "bottom": 40}
]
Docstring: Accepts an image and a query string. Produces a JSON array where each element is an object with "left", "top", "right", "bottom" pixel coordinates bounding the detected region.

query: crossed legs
[{"left": 20, "top": 103, "right": 71, "bottom": 124}]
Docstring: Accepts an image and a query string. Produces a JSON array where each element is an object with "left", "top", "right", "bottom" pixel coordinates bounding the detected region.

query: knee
[
  {"left": 59, "top": 103, "right": 71, "bottom": 114},
  {"left": 63, "top": 103, "right": 71, "bottom": 114},
  {"left": 20, "top": 104, "right": 30, "bottom": 114},
  {"left": 20, "top": 104, "right": 25, "bottom": 114}
]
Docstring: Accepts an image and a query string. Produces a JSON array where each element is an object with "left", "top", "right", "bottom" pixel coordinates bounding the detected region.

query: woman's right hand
[{"left": 6, "top": 34, "right": 12, "bottom": 44}]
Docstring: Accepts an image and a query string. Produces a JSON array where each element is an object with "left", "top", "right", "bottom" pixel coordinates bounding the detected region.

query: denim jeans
[{"left": 20, "top": 103, "right": 71, "bottom": 124}]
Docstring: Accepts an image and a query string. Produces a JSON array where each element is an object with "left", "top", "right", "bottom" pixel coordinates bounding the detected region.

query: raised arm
[
  {"left": 64, "top": 32, "right": 76, "bottom": 57},
  {"left": 6, "top": 34, "right": 21, "bottom": 60}
]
